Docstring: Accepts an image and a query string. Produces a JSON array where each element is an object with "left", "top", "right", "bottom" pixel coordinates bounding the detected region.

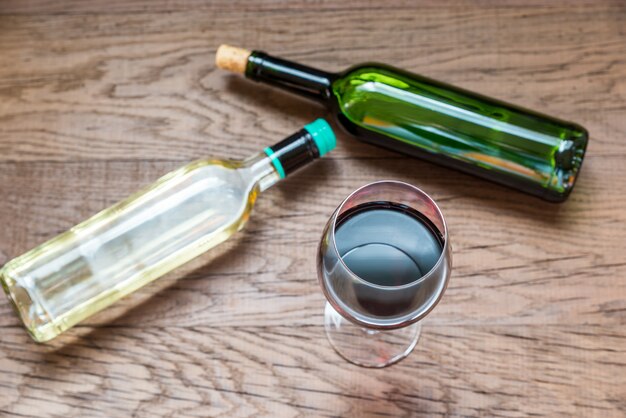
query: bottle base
[{"left": 0, "top": 268, "right": 58, "bottom": 343}]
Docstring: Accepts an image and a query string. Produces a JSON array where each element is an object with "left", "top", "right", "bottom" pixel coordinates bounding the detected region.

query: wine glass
[{"left": 317, "top": 180, "right": 451, "bottom": 367}]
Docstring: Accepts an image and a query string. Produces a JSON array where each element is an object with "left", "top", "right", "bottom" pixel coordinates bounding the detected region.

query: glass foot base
[{"left": 324, "top": 302, "right": 421, "bottom": 368}]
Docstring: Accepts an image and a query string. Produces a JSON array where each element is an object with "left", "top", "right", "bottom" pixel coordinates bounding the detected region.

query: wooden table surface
[{"left": 1, "top": 1, "right": 625, "bottom": 416}]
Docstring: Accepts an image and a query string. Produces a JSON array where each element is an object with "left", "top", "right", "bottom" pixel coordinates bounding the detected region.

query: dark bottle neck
[
  {"left": 264, "top": 128, "right": 320, "bottom": 178},
  {"left": 246, "top": 51, "right": 335, "bottom": 103}
]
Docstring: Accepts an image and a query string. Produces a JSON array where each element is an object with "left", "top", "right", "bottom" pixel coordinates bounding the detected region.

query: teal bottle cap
[{"left": 304, "top": 118, "right": 336, "bottom": 157}]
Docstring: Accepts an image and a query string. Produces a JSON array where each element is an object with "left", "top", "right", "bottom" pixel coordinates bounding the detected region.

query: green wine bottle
[{"left": 216, "top": 45, "right": 588, "bottom": 202}]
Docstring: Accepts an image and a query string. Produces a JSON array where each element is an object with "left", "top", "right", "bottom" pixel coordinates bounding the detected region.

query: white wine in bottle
[{"left": 0, "top": 119, "right": 336, "bottom": 342}]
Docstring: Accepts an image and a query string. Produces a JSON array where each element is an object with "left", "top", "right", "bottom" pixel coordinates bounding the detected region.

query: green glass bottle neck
[{"left": 246, "top": 51, "right": 335, "bottom": 103}]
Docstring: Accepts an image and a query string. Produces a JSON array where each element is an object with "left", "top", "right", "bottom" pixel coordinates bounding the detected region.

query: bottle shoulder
[
  {"left": 182, "top": 157, "right": 243, "bottom": 172},
  {"left": 174, "top": 152, "right": 280, "bottom": 194}
]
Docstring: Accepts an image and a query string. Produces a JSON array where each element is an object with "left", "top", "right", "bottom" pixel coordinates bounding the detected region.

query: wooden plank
[
  {"left": 0, "top": 325, "right": 624, "bottom": 417},
  {"left": 0, "top": 6, "right": 624, "bottom": 162},
  {"left": 0, "top": 0, "right": 616, "bottom": 15}
]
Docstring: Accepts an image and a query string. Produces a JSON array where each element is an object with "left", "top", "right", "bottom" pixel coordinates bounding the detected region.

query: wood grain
[
  {"left": 0, "top": 1, "right": 625, "bottom": 417},
  {"left": 1, "top": 325, "right": 624, "bottom": 417},
  {"left": 2, "top": 0, "right": 621, "bottom": 15}
]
